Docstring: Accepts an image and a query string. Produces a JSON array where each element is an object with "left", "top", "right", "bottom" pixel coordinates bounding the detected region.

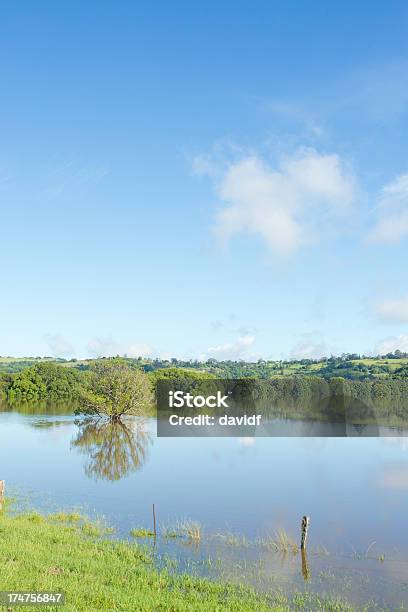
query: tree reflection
[{"left": 71, "top": 418, "right": 152, "bottom": 481}]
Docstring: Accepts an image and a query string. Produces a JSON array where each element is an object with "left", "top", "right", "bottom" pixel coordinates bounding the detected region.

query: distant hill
[{"left": 1, "top": 352, "right": 407, "bottom": 381}]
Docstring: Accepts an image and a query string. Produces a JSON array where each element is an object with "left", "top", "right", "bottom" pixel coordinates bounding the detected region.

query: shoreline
[{"left": 0, "top": 502, "right": 362, "bottom": 611}]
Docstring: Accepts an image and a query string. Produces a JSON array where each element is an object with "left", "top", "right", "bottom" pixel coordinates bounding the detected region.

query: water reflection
[
  {"left": 0, "top": 399, "right": 76, "bottom": 415},
  {"left": 301, "top": 549, "right": 310, "bottom": 580},
  {"left": 31, "top": 419, "right": 73, "bottom": 429},
  {"left": 71, "top": 418, "right": 152, "bottom": 481},
  {"left": 2, "top": 407, "right": 408, "bottom": 608}
]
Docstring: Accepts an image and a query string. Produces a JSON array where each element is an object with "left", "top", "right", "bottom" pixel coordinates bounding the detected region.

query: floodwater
[{"left": 1, "top": 404, "right": 408, "bottom": 609}]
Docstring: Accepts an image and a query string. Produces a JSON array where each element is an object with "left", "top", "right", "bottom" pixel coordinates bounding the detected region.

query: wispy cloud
[
  {"left": 375, "top": 295, "right": 408, "bottom": 323},
  {"left": 368, "top": 173, "right": 408, "bottom": 244},
  {"left": 209, "top": 313, "right": 256, "bottom": 337},
  {"left": 45, "top": 334, "right": 74, "bottom": 358},
  {"left": 375, "top": 335, "right": 408, "bottom": 354},
  {"left": 253, "top": 60, "right": 408, "bottom": 182},
  {"left": 263, "top": 100, "right": 324, "bottom": 138},
  {"left": 195, "top": 147, "right": 357, "bottom": 256},
  {"left": 290, "top": 332, "right": 331, "bottom": 360},
  {"left": 267, "top": 60, "right": 408, "bottom": 126},
  {"left": 337, "top": 60, "right": 408, "bottom": 122},
  {"left": 39, "top": 158, "right": 110, "bottom": 201},
  {"left": 201, "top": 335, "right": 255, "bottom": 361},
  {"left": 87, "top": 337, "right": 153, "bottom": 359}
]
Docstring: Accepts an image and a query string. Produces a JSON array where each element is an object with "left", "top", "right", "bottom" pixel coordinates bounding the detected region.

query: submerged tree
[
  {"left": 78, "top": 360, "right": 153, "bottom": 421},
  {"left": 71, "top": 418, "right": 151, "bottom": 481}
]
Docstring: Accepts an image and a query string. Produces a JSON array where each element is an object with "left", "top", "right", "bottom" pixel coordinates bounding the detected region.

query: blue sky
[{"left": 1, "top": 1, "right": 408, "bottom": 360}]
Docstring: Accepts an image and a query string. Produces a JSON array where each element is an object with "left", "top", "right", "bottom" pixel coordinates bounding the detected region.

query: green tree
[
  {"left": 78, "top": 360, "right": 153, "bottom": 421},
  {"left": 8, "top": 363, "right": 82, "bottom": 400}
]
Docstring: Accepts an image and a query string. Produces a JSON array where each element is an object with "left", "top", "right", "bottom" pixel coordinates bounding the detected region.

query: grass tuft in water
[
  {"left": 350, "top": 541, "right": 386, "bottom": 562},
  {"left": 212, "top": 532, "right": 250, "bottom": 547},
  {"left": 0, "top": 502, "right": 377, "bottom": 611},
  {"left": 130, "top": 527, "right": 155, "bottom": 538},
  {"left": 81, "top": 520, "right": 115, "bottom": 538},
  {"left": 163, "top": 520, "right": 202, "bottom": 541},
  {"left": 256, "top": 529, "right": 298, "bottom": 554}
]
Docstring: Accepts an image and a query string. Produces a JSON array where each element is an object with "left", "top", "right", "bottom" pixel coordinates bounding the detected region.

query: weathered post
[
  {"left": 300, "top": 515, "right": 310, "bottom": 550},
  {"left": 0, "top": 480, "right": 5, "bottom": 511},
  {"left": 152, "top": 503, "right": 157, "bottom": 538},
  {"left": 301, "top": 548, "right": 310, "bottom": 580}
]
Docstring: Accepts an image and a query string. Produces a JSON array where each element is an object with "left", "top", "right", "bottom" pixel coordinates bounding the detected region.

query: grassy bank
[{"left": 0, "top": 507, "right": 360, "bottom": 611}]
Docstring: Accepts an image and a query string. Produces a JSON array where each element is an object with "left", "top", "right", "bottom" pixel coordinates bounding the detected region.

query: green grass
[
  {"left": 162, "top": 520, "right": 202, "bottom": 541},
  {"left": 130, "top": 527, "right": 155, "bottom": 538},
  {"left": 49, "top": 512, "right": 82, "bottom": 522},
  {"left": 177, "top": 520, "right": 202, "bottom": 541},
  {"left": 256, "top": 530, "right": 299, "bottom": 554},
  {"left": 0, "top": 506, "right": 363, "bottom": 611},
  {"left": 0, "top": 357, "right": 62, "bottom": 364},
  {"left": 212, "top": 532, "right": 250, "bottom": 547}
]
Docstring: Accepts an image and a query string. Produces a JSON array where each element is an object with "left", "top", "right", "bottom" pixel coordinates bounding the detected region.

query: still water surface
[{"left": 1, "top": 404, "right": 408, "bottom": 608}]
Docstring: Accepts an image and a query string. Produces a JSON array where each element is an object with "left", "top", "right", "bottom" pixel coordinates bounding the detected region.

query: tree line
[{"left": 1, "top": 362, "right": 408, "bottom": 419}]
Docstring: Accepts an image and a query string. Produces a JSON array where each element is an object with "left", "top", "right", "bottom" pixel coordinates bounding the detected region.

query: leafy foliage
[
  {"left": 1, "top": 351, "right": 408, "bottom": 412},
  {"left": 7, "top": 362, "right": 82, "bottom": 400},
  {"left": 77, "top": 360, "right": 153, "bottom": 420}
]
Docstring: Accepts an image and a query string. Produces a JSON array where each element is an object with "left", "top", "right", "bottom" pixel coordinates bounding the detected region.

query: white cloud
[
  {"left": 290, "top": 333, "right": 331, "bottom": 360},
  {"left": 375, "top": 335, "right": 408, "bottom": 355},
  {"left": 191, "top": 154, "right": 219, "bottom": 178},
  {"left": 382, "top": 173, "right": 408, "bottom": 199},
  {"left": 264, "top": 101, "right": 324, "bottom": 137},
  {"left": 202, "top": 335, "right": 255, "bottom": 361},
  {"left": 282, "top": 150, "right": 355, "bottom": 203},
  {"left": 375, "top": 296, "right": 408, "bottom": 323},
  {"left": 368, "top": 212, "right": 408, "bottom": 244},
  {"left": 340, "top": 61, "right": 408, "bottom": 122},
  {"left": 368, "top": 173, "right": 408, "bottom": 244},
  {"left": 196, "top": 147, "right": 357, "bottom": 256},
  {"left": 45, "top": 334, "right": 74, "bottom": 357},
  {"left": 87, "top": 337, "right": 153, "bottom": 359}
]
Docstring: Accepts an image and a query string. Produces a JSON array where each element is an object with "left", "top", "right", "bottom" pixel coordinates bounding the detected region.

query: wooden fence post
[
  {"left": 301, "top": 548, "right": 310, "bottom": 580},
  {"left": 152, "top": 503, "right": 157, "bottom": 538},
  {"left": 300, "top": 515, "right": 310, "bottom": 550}
]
